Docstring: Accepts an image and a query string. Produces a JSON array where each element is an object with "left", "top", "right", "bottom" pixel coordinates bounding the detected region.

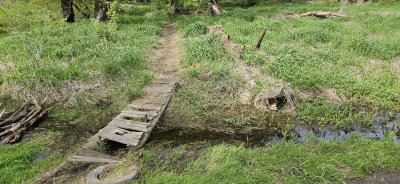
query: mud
[
  {"left": 349, "top": 171, "right": 400, "bottom": 184},
  {"left": 293, "top": 112, "right": 400, "bottom": 143},
  {"left": 149, "top": 127, "right": 283, "bottom": 147},
  {"left": 152, "top": 112, "right": 400, "bottom": 147}
]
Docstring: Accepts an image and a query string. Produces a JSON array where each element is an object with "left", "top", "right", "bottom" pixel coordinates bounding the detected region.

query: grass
[
  {"left": 0, "top": 1, "right": 165, "bottom": 183},
  {"left": 0, "top": 134, "right": 64, "bottom": 184},
  {"left": 1, "top": 0, "right": 400, "bottom": 183},
  {"left": 129, "top": 137, "right": 400, "bottom": 183},
  {"left": 166, "top": 1, "right": 400, "bottom": 129}
]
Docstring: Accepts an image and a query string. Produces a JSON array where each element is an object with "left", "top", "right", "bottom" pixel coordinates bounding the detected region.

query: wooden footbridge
[{"left": 68, "top": 76, "right": 177, "bottom": 163}]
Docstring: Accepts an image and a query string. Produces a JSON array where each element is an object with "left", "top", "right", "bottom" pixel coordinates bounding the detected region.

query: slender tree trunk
[
  {"left": 94, "top": 0, "right": 108, "bottom": 23},
  {"left": 61, "top": 0, "right": 75, "bottom": 23}
]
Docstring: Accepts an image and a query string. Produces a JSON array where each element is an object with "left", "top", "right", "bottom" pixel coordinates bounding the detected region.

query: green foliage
[
  {"left": 0, "top": 0, "right": 61, "bottom": 34},
  {"left": 183, "top": 34, "right": 226, "bottom": 66},
  {"left": 137, "top": 139, "right": 400, "bottom": 183},
  {"left": 297, "top": 99, "right": 377, "bottom": 127},
  {"left": 182, "top": 22, "right": 208, "bottom": 37},
  {"left": 0, "top": 139, "right": 64, "bottom": 184}
]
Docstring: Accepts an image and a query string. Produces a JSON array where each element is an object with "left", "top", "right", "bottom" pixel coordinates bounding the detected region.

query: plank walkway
[{"left": 67, "top": 76, "right": 177, "bottom": 163}]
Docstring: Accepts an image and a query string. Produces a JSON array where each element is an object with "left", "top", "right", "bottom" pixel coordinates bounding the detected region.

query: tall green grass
[{"left": 136, "top": 138, "right": 400, "bottom": 183}]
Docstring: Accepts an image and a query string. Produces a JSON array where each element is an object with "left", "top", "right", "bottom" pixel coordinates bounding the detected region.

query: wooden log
[{"left": 254, "top": 28, "right": 267, "bottom": 50}]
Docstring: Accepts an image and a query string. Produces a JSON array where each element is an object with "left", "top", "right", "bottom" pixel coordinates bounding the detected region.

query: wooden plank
[
  {"left": 118, "top": 112, "right": 153, "bottom": 121},
  {"left": 133, "top": 99, "right": 167, "bottom": 105},
  {"left": 68, "top": 156, "right": 120, "bottom": 163},
  {"left": 128, "top": 104, "right": 162, "bottom": 111},
  {"left": 123, "top": 132, "right": 144, "bottom": 140},
  {"left": 75, "top": 148, "right": 119, "bottom": 160},
  {"left": 109, "top": 119, "right": 148, "bottom": 132},
  {"left": 121, "top": 109, "right": 158, "bottom": 117},
  {"left": 111, "top": 119, "right": 150, "bottom": 127},
  {"left": 98, "top": 126, "right": 142, "bottom": 146},
  {"left": 69, "top": 148, "right": 120, "bottom": 163}
]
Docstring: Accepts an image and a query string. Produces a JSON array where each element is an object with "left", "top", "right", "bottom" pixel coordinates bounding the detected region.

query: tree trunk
[
  {"left": 209, "top": 0, "right": 225, "bottom": 15},
  {"left": 61, "top": 0, "right": 75, "bottom": 23},
  {"left": 94, "top": 0, "right": 108, "bottom": 23},
  {"left": 170, "top": 0, "right": 184, "bottom": 14}
]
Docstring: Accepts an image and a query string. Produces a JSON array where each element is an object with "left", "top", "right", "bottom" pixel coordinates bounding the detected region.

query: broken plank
[
  {"left": 111, "top": 119, "right": 150, "bottom": 127},
  {"left": 75, "top": 148, "right": 119, "bottom": 160},
  {"left": 98, "top": 127, "right": 142, "bottom": 146},
  {"left": 109, "top": 119, "right": 148, "bottom": 132}
]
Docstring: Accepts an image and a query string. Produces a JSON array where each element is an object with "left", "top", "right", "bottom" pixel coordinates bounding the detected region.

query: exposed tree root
[{"left": 0, "top": 99, "right": 48, "bottom": 144}]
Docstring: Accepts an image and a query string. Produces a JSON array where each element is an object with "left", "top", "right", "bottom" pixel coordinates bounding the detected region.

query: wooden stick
[{"left": 255, "top": 28, "right": 267, "bottom": 50}]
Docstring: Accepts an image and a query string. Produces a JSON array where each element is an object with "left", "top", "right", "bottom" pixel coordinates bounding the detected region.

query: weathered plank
[
  {"left": 121, "top": 109, "right": 158, "bottom": 117},
  {"left": 109, "top": 119, "right": 148, "bottom": 132},
  {"left": 128, "top": 104, "right": 162, "bottom": 111},
  {"left": 68, "top": 148, "right": 120, "bottom": 163},
  {"left": 98, "top": 126, "right": 143, "bottom": 146},
  {"left": 118, "top": 112, "right": 153, "bottom": 121},
  {"left": 123, "top": 132, "right": 144, "bottom": 140},
  {"left": 68, "top": 156, "right": 120, "bottom": 163}
]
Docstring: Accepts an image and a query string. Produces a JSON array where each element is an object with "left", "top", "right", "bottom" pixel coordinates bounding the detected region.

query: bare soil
[
  {"left": 148, "top": 23, "right": 183, "bottom": 80},
  {"left": 349, "top": 172, "right": 400, "bottom": 184}
]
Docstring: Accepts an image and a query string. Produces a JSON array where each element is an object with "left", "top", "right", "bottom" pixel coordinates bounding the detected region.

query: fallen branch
[
  {"left": 278, "top": 11, "right": 346, "bottom": 19},
  {"left": 0, "top": 99, "right": 48, "bottom": 144}
]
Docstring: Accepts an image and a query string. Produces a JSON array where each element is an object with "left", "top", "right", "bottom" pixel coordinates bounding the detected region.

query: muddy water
[
  {"left": 149, "top": 127, "right": 283, "bottom": 147},
  {"left": 150, "top": 112, "right": 400, "bottom": 147},
  {"left": 24, "top": 111, "right": 400, "bottom": 154},
  {"left": 293, "top": 112, "right": 400, "bottom": 143},
  {"left": 24, "top": 116, "right": 97, "bottom": 153}
]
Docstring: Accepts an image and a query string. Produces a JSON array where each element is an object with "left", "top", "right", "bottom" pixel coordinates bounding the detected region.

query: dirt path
[
  {"left": 349, "top": 172, "right": 400, "bottom": 184},
  {"left": 149, "top": 24, "right": 183, "bottom": 80},
  {"left": 32, "top": 24, "right": 184, "bottom": 184}
]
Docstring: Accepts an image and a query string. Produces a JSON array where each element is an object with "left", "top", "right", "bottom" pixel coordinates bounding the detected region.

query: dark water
[
  {"left": 150, "top": 112, "right": 400, "bottom": 147},
  {"left": 25, "top": 116, "right": 96, "bottom": 153},
  {"left": 293, "top": 112, "right": 400, "bottom": 143},
  {"left": 24, "top": 111, "right": 400, "bottom": 153},
  {"left": 149, "top": 127, "right": 283, "bottom": 147}
]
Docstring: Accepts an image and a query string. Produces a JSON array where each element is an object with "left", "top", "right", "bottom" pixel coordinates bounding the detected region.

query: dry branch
[{"left": 0, "top": 100, "right": 48, "bottom": 144}]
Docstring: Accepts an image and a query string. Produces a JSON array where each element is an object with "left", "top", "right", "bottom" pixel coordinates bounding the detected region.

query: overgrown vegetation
[
  {"left": 1, "top": 0, "right": 400, "bottom": 183},
  {"left": 0, "top": 2, "right": 164, "bottom": 183},
  {"left": 132, "top": 137, "right": 400, "bottom": 183}
]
